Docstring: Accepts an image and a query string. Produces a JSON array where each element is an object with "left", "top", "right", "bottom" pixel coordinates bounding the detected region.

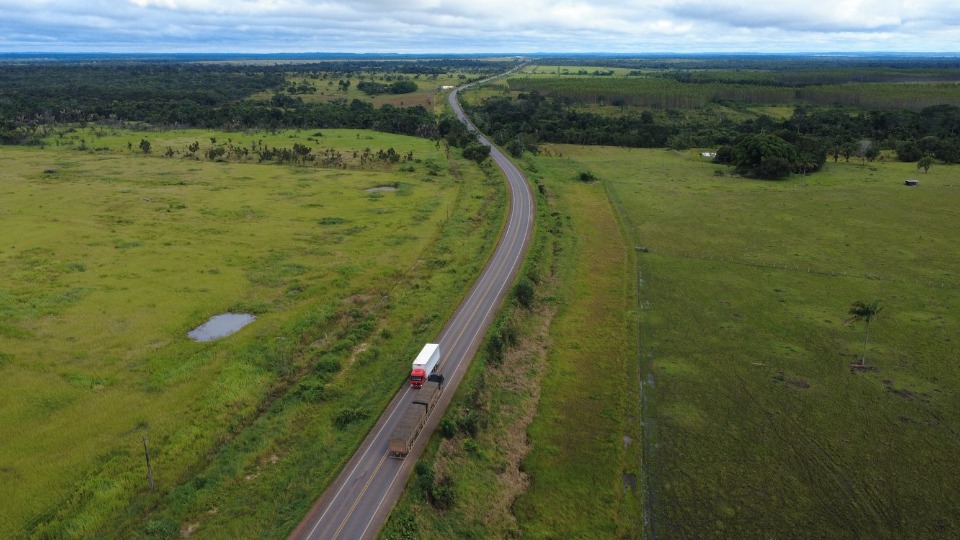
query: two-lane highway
[{"left": 289, "top": 72, "right": 534, "bottom": 540}]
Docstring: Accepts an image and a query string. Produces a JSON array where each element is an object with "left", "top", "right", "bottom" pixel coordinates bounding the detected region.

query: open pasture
[
  {"left": 0, "top": 128, "right": 502, "bottom": 537},
  {"left": 506, "top": 71, "right": 960, "bottom": 110},
  {"left": 249, "top": 70, "right": 473, "bottom": 111},
  {"left": 546, "top": 145, "right": 960, "bottom": 537},
  {"left": 519, "top": 64, "right": 637, "bottom": 77}
]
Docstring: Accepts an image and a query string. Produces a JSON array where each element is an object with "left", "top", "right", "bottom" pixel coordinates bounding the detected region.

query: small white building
[{"left": 700, "top": 152, "right": 717, "bottom": 159}]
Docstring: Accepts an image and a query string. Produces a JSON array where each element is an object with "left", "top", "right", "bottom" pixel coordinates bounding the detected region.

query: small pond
[
  {"left": 188, "top": 313, "right": 256, "bottom": 342},
  {"left": 364, "top": 186, "right": 397, "bottom": 192}
]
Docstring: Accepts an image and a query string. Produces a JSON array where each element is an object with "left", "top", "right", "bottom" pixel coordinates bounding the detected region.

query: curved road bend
[{"left": 289, "top": 72, "right": 534, "bottom": 540}]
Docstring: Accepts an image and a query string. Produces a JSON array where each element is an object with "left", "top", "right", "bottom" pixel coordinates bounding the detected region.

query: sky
[{"left": 2, "top": 0, "right": 960, "bottom": 54}]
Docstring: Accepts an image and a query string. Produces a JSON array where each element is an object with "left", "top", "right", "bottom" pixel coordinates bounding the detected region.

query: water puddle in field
[
  {"left": 188, "top": 313, "right": 256, "bottom": 342},
  {"left": 364, "top": 186, "right": 397, "bottom": 192}
]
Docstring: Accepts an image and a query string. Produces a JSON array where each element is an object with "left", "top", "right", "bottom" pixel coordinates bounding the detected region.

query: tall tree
[
  {"left": 917, "top": 155, "right": 935, "bottom": 173},
  {"left": 844, "top": 300, "right": 883, "bottom": 365},
  {"left": 732, "top": 134, "right": 798, "bottom": 179}
]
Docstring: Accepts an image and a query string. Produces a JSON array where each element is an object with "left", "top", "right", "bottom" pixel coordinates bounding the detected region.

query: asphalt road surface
[{"left": 289, "top": 71, "right": 534, "bottom": 540}]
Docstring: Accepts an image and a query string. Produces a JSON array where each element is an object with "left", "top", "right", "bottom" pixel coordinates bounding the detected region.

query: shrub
[
  {"left": 439, "top": 418, "right": 456, "bottom": 439},
  {"left": 415, "top": 460, "right": 435, "bottom": 500},
  {"left": 144, "top": 517, "right": 177, "bottom": 537},
  {"left": 486, "top": 332, "right": 505, "bottom": 366},
  {"left": 462, "top": 142, "right": 491, "bottom": 164},
  {"left": 333, "top": 407, "right": 368, "bottom": 429},
  {"left": 430, "top": 475, "right": 456, "bottom": 510},
  {"left": 457, "top": 409, "right": 481, "bottom": 437},
  {"left": 578, "top": 170, "right": 597, "bottom": 182},
  {"left": 382, "top": 507, "right": 418, "bottom": 540},
  {"left": 295, "top": 381, "right": 326, "bottom": 403},
  {"left": 514, "top": 279, "right": 535, "bottom": 308}
]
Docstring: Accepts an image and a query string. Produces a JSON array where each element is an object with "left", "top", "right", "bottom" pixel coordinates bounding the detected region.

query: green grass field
[
  {"left": 519, "top": 65, "right": 637, "bottom": 77},
  {"left": 510, "top": 156, "right": 643, "bottom": 538},
  {"left": 0, "top": 128, "right": 503, "bottom": 537},
  {"left": 249, "top": 71, "right": 474, "bottom": 111},
  {"left": 546, "top": 146, "right": 960, "bottom": 537},
  {"left": 384, "top": 142, "right": 959, "bottom": 538}
]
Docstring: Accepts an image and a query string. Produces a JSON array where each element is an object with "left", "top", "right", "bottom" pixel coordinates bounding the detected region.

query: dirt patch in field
[
  {"left": 849, "top": 363, "right": 879, "bottom": 374},
  {"left": 345, "top": 294, "right": 373, "bottom": 305},
  {"left": 623, "top": 473, "right": 638, "bottom": 493},
  {"left": 348, "top": 343, "right": 368, "bottom": 365}
]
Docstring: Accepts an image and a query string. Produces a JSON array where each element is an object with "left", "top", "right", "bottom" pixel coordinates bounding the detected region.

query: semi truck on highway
[
  {"left": 388, "top": 380, "right": 442, "bottom": 459},
  {"left": 410, "top": 343, "right": 440, "bottom": 388}
]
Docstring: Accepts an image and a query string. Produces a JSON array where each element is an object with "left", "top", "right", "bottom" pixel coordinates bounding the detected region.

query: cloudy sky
[{"left": 2, "top": 0, "right": 959, "bottom": 54}]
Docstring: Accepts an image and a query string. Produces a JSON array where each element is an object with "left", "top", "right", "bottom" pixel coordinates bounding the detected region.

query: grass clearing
[
  {"left": 248, "top": 70, "right": 476, "bottom": 111},
  {"left": 542, "top": 144, "right": 960, "bottom": 537},
  {"left": 0, "top": 128, "right": 503, "bottom": 537}
]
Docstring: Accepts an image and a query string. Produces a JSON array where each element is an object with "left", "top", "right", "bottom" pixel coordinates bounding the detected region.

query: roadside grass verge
[
  {"left": 0, "top": 129, "right": 503, "bottom": 538},
  {"left": 510, "top": 154, "right": 641, "bottom": 538},
  {"left": 549, "top": 145, "right": 960, "bottom": 538}
]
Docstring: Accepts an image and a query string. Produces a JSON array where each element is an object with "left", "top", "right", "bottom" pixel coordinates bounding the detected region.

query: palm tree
[{"left": 844, "top": 300, "right": 883, "bottom": 365}]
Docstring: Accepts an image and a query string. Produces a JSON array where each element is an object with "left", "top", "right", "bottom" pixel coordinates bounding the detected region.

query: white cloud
[{"left": 0, "top": 0, "right": 959, "bottom": 52}]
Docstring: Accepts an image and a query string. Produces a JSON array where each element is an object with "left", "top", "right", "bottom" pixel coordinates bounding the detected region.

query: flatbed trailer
[
  {"left": 413, "top": 381, "right": 442, "bottom": 411},
  {"left": 388, "top": 403, "right": 428, "bottom": 459}
]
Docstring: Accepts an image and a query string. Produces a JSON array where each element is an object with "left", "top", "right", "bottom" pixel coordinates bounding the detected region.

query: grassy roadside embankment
[
  {"left": 0, "top": 128, "right": 504, "bottom": 537},
  {"left": 511, "top": 154, "right": 642, "bottom": 538}
]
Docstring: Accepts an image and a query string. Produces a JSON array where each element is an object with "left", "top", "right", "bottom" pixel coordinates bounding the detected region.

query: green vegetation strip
[{"left": 512, "top": 156, "right": 641, "bottom": 537}]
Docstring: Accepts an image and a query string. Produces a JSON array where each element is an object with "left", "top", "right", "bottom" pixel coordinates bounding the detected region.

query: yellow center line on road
[
  {"left": 299, "top": 73, "right": 533, "bottom": 540},
  {"left": 317, "top": 266, "right": 506, "bottom": 538},
  {"left": 352, "top": 225, "right": 528, "bottom": 537},
  {"left": 332, "top": 451, "right": 388, "bottom": 540}
]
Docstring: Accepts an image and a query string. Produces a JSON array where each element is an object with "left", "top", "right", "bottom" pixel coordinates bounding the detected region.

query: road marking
[
  {"left": 306, "top": 389, "right": 412, "bottom": 537},
  {"left": 321, "top": 233, "right": 519, "bottom": 537},
  {"left": 332, "top": 452, "right": 388, "bottom": 540},
  {"left": 313, "top": 254, "right": 518, "bottom": 538},
  {"left": 296, "top": 70, "right": 534, "bottom": 540}
]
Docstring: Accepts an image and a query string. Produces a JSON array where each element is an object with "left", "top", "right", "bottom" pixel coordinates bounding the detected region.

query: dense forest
[
  {"left": 3, "top": 55, "right": 959, "bottom": 179},
  {"left": 465, "top": 83, "right": 960, "bottom": 178},
  {"left": 0, "top": 59, "right": 507, "bottom": 144}
]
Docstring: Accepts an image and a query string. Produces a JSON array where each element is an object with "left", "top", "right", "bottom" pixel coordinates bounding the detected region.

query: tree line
[
  {"left": 464, "top": 90, "right": 960, "bottom": 178},
  {"left": 0, "top": 59, "right": 502, "bottom": 144}
]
